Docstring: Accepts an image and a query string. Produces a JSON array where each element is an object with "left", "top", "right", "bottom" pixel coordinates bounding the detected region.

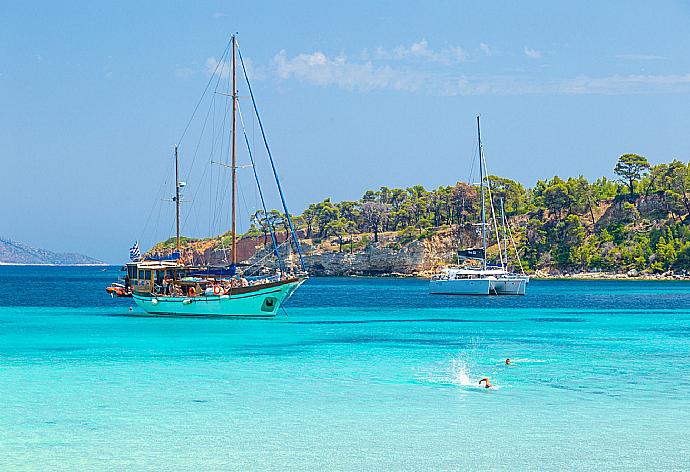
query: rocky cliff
[{"left": 156, "top": 224, "right": 482, "bottom": 277}]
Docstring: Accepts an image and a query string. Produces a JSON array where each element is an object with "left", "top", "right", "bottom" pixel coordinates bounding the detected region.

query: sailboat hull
[
  {"left": 429, "top": 278, "right": 494, "bottom": 295},
  {"left": 132, "top": 278, "right": 305, "bottom": 317}
]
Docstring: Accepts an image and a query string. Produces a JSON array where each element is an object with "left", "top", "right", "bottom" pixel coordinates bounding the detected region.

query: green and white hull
[{"left": 132, "top": 278, "right": 305, "bottom": 317}]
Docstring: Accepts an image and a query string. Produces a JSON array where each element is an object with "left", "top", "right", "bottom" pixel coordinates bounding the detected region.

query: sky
[{"left": 2, "top": 0, "right": 690, "bottom": 263}]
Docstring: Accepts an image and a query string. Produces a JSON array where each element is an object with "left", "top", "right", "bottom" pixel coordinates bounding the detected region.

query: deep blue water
[{"left": 1, "top": 266, "right": 689, "bottom": 470}]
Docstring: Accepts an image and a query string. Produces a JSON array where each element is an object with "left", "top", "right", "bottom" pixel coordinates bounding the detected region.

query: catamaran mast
[
  {"left": 500, "top": 197, "right": 508, "bottom": 271},
  {"left": 230, "top": 34, "right": 237, "bottom": 268},
  {"left": 477, "top": 115, "right": 487, "bottom": 270},
  {"left": 175, "top": 144, "right": 181, "bottom": 252}
]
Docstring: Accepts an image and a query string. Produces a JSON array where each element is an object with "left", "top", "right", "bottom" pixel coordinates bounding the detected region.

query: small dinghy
[{"left": 106, "top": 283, "right": 132, "bottom": 298}]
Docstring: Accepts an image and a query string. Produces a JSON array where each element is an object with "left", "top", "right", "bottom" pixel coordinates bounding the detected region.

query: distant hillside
[{"left": 0, "top": 237, "right": 105, "bottom": 265}]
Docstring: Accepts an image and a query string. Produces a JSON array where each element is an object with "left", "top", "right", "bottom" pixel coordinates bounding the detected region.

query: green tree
[
  {"left": 614, "top": 153, "right": 650, "bottom": 198},
  {"left": 325, "top": 218, "right": 348, "bottom": 252}
]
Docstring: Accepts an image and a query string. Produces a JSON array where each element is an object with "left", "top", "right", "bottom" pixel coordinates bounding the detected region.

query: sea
[{"left": 1, "top": 266, "right": 689, "bottom": 471}]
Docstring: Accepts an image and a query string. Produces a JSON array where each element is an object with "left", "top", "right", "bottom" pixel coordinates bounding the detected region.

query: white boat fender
[
  {"left": 182, "top": 299, "right": 193, "bottom": 305},
  {"left": 151, "top": 298, "right": 159, "bottom": 305}
]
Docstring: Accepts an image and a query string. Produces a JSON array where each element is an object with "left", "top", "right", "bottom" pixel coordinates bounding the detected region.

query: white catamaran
[
  {"left": 126, "top": 35, "right": 307, "bottom": 316},
  {"left": 429, "top": 116, "right": 529, "bottom": 296}
]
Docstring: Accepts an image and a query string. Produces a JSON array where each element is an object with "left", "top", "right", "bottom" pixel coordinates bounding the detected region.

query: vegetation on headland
[
  {"left": 244, "top": 154, "right": 690, "bottom": 275},
  {"left": 154, "top": 154, "right": 690, "bottom": 276}
]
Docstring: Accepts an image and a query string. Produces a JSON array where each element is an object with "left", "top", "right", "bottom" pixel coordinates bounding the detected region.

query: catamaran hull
[
  {"left": 429, "top": 278, "right": 494, "bottom": 295},
  {"left": 132, "top": 279, "right": 305, "bottom": 317},
  {"left": 493, "top": 277, "right": 528, "bottom": 295}
]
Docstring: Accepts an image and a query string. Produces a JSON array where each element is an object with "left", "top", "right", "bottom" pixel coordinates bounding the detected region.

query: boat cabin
[{"left": 126, "top": 261, "right": 185, "bottom": 294}]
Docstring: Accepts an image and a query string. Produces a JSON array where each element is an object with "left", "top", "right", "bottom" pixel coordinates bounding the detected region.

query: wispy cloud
[
  {"left": 556, "top": 73, "right": 690, "bottom": 94},
  {"left": 375, "top": 39, "right": 468, "bottom": 64},
  {"left": 479, "top": 43, "right": 492, "bottom": 56},
  {"left": 524, "top": 47, "right": 542, "bottom": 59},
  {"left": 212, "top": 12, "right": 227, "bottom": 19},
  {"left": 273, "top": 50, "right": 424, "bottom": 92},
  {"left": 205, "top": 56, "right": 230, "bottom": 78},
  {"left": 272, "top": 49, "right": 690, "bottom": 96},
  {"left": 175, "top": 67, "right": 196, "bottom": 78},
  {"left": 616, "top": 53, "right": 665, "bottom": 61}
]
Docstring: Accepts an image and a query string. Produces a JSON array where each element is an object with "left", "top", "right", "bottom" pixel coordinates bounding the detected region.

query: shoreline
[{"left": 0, "top": 262, "right": 108, "bottom": 267}]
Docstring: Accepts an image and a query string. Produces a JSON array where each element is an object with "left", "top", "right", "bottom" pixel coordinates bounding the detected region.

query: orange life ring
[
  {"left": 188, "top": 286, "right": 196, "bottom": 297},
  {"left": 213, "top": 285, "right": 222, "bottom": 295}
]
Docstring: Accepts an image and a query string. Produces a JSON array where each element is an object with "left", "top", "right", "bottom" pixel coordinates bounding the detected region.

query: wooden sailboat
[{"left": 128, "top": 35, "right": 307, "bottom": 316}]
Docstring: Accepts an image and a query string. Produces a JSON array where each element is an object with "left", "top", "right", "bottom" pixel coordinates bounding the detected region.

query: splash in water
[
  {"left": 450, "top": 357, "right": 473, "bottom": 386},
  {"left": 419, "top": 352, "right": 498, "bottom": 389}
]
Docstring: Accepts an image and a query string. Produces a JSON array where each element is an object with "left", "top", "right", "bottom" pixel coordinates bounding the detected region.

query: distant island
[
  {"left": 0, "top": 237, "right": 105, "bottom": 266},
  {"left": 150, "top": 154, "right": 690, "bottom": 278}
]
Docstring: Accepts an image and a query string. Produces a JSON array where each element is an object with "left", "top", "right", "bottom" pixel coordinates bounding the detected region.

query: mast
[
  {"left": 500, "top": 197, "right": 508, "bottom": 271},
  {"left": 230, "top": 34, "right": 237, "bottom": 267},
  {"left": 175, "top": 145, "right": 181, "bottom": 252},
  {"left": 477, "top": 115, "right": 487, "bottom": 270}
]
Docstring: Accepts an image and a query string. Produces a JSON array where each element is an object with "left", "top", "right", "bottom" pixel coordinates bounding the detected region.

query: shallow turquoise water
[{"left": 1, "top": 267, "right": 689, "bottom": 470}]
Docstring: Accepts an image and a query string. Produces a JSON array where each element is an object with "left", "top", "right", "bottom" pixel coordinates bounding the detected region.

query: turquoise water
[{"left": 1, "top": 267, "right": 689, "bottom": 470}]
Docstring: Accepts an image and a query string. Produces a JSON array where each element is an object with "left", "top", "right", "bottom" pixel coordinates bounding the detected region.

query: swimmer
[
  {"left": 478, "top": 377, "right": 492, "bottom": 388},
  {"left": 505, "top": 358, "right": 511, "bottom": 365}
]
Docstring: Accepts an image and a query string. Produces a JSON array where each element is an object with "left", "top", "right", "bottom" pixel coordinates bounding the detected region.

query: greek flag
[{"left": 129, "top": 241, "right": 141, "bottom": 261}]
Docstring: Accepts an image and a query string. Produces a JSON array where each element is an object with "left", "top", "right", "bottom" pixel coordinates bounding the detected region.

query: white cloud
[
  {"left": 272, "top": 50, "right": 690, "bottom": 96},
  {"left": 206, "top": 56, "right": 230, "bottom": 78},
  {"left": 479, "top": 43, "right": 492, "bottom": 56},
  {"left": 212, "top": 12, "right": 226, "bottom": 19},
  {"left": 176, "top": 67, "right": 196, "bottom": 78},
  {"left": 376, "top": 39, "right": 468, "bottom": 64},
  {"left": 524, "top": 47, "right": 542, "bottom": 59},
  {"left": 616, "top": 54, "right": 665, "bottom": 61},
  {"left": 272, "top": 50, "right": 425, "bottom": 92},
  {"left": 556, "top": 73, "right": 690, "bottom": 95}
]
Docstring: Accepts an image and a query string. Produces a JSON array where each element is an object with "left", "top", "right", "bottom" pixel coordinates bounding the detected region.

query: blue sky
[{"left": 2, "top": 1, "right": 690, "bottom": 263}]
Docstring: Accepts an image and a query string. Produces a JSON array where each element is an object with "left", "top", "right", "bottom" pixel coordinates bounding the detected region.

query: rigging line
[
  {"left": 176, "top": 40, "right": 231, "bottom": 146},
  {"left": 178, "top": 84, "right": 217, "bottom": 237},
  {"left": 506, "top": 219, "right": 526, "bottom": 276},
  {"left": 205, "top": 54, "right": 230, "bottom": 236},
  {"left": 182, "top": 155, "right": 212, "bottom": 235},
  {"left": 467, "top": 138, "right": 479, "bottom": 186},
  {"left": 183, "top": 66, "right": 222, "bottom": 186},
  {"left": 238, "top": 100, "right": 284, "bottom": 272},
  {"left": 140, "top": 149, "right": 175, "bottom": 243},
  {"left": 237, "top": 165, "right": 254, "bottom": 232},
  {"left": 237, "top": 42, "right": 305, "bottom": 272},
  {"left": 210, "top": 64, "right": 231, "bottom": 234},
  {"left": 151, "top": 171, "right": 171, "bottom": 249},
  {"left": 243, "top": 239, "right": 291, "bottom": 273},
  {"left": 211, "top": 68, "right": 234, "bottom": 234},
  {"left": 482, "top": 153, "right": 505, "bottom": 268}
]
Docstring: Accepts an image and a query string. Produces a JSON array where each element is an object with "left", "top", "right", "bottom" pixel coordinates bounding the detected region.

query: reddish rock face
[{"left": 165, "top": 226, "right": 481, "bottom": 276}]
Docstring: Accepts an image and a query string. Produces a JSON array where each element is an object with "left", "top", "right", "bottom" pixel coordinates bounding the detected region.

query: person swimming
[
  {"left": 478, "top": 377, "right": 492, "bottom": 388},
  {"left": 505, "top": 358, "right": 511, "bottom": 365}
]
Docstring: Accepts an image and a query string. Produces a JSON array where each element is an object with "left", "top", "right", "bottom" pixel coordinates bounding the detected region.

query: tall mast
[
  {"left": 231, "top": 34, "right": 237, "bottom": 267},
  {"left": 500, "top": 197, "right": 508, "bottom": 271},
  {"left": 477, "top": 115, "right": 487, "bottom": 270},
  {"left": 175, "top": 145, "right": 181, "bottom": 252}
]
